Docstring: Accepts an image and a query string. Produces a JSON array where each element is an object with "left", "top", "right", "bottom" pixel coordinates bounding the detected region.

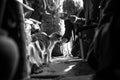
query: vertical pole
[
  {"left": 43, "top": 0, "right": 47, "bottom": 10},
  {"left": 79, "top": 32, "right": 84, "bottom": 60}
]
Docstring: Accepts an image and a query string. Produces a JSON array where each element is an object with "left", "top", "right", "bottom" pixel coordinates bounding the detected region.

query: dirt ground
[{"left": 26, "top": 57, "right": 95, "bottom": 80}]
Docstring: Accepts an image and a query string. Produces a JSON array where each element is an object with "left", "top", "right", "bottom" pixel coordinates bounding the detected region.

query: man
[
  {"left": 0, "top": 0, "right": 23, "bottom": 80},
  {"left": 0, "top": 0, "right": 35, "bottom": 79},
  {"left": 87, "top": 0, "right": 120, "bottom": 80}
]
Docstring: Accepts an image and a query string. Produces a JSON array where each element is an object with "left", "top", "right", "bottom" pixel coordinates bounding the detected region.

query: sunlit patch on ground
[{"left": 64, "top": 64, "right": 75, "bottom": 72}]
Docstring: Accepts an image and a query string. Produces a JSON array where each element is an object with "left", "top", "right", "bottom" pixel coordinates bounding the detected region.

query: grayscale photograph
[{"left": 0, "top": 0, "right": 119, "bottom": 80}]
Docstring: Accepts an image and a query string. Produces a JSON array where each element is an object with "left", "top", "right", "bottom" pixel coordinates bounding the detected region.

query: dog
[{"left": 32, "top": 31, "right": 62, "bottom": 64}]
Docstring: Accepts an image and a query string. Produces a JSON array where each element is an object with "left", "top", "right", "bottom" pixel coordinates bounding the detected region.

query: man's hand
[{"left": 68, "top": 15, "right": 76, "bottom": 23}]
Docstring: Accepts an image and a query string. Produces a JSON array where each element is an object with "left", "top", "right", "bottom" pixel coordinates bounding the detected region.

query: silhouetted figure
[
  {"left": 87, "top": 0, "right": 120, "bottom": 80},
  {"left": 0, "top": 0, "right": 26, "bottom": 80},
  {"left": 62, "top": 19, "right": 74, "bottom": 43},
  {"left": 0, "top": 30, "right": 19, "bottom": 80}
]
